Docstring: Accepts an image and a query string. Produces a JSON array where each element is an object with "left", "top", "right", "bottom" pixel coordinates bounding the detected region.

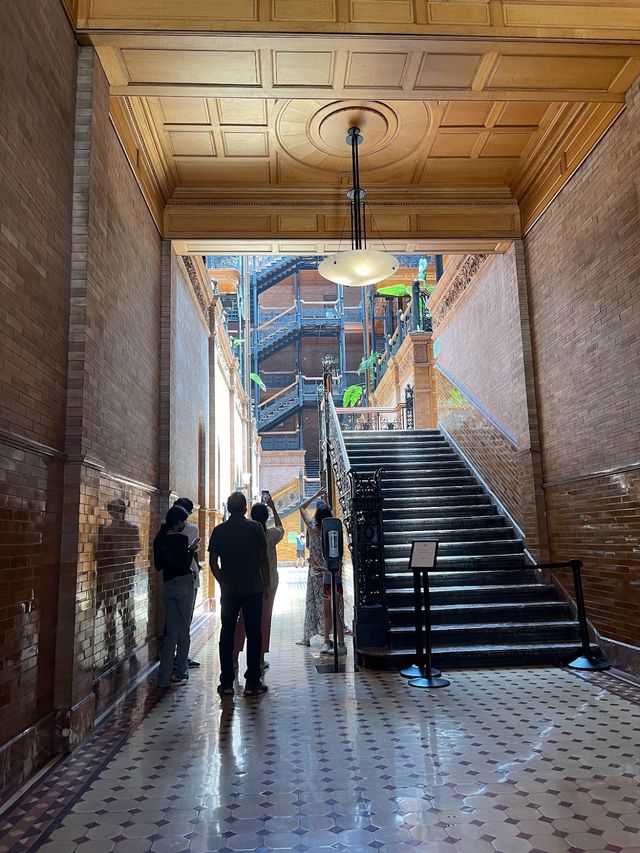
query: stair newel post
[
  {"left": 567, "top": 560, "right": 610, "bottom": 671},
  {"left": 322, "top": 356, "right": 336, "bottom": 502}
]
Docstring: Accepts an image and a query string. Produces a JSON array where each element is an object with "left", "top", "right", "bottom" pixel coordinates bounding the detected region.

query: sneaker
[
  {"left": 319, "top": 641, "right": 334, "bottom": 654},
  {"left": 217, "top": 684, "right": 234, "bottom": 696},
  {"left": 295, "top": 639, "right": 310, "bottom": 647},
  {"left": 170, "top": 674, "right": 188, "bottom": 686},
  {"left": 243, "top": 682, "right": 268, "bottom": 697},
  {"left": 187, "top": 658, "right": 200, "bottom": 668},
  {"left": 337, "top": 643, "right": 348, "bottom": 656}
]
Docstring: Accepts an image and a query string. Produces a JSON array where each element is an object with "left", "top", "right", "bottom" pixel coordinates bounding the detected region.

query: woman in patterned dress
[{"left": 296, "top": 488, "right": 346, "bottom": 654}]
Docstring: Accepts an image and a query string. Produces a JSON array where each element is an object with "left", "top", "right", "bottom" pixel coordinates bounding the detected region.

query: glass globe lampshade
[{"left": 318, "top": 249, "right": 399, "bottom": 288}]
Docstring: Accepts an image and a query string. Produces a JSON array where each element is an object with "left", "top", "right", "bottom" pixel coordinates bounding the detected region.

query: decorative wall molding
[
  {"left": 0, "top": 428, "right": 64, "bottom": 459},
  {"left": 430, "top": 254, "right": 490, "bottom": 331},
  {"left": 180, "top": 254, "right": 211, "bottom": 320}
]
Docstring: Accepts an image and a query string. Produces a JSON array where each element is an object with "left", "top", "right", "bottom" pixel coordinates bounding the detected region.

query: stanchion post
[
  {"left": 409, "top": 561, "right": 450, "bottom": 690},
  {"left": 567, "top": 559, "right": 610, "bottom": 671}
]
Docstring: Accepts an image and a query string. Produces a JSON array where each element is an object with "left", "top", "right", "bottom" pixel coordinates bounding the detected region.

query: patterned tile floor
[{"left": 2, "top": 566, "right": 640, "bottom": 853}]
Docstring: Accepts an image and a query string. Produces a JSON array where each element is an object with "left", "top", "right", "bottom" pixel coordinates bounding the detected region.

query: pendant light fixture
[{"left": 319, "top": 127, "right": 399, "bottom": 288}]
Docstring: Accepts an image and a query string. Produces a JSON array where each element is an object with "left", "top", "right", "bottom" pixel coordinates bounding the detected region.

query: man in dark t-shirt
[{"left": 209, "top": 491, "right": 270, "bottom": 696}]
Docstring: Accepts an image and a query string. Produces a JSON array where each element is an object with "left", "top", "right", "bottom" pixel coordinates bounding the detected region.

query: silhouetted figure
[
  {"left": 209, "top": 491, "right": 270, "bottom": 697},
  {"left": 96, "top": 498, "right": 141, "bottom": 667}
]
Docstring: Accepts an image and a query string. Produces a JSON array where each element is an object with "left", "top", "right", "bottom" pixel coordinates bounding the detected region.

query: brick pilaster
[{"left": 54, "top": 48, "right": 100, "bottom": 750}]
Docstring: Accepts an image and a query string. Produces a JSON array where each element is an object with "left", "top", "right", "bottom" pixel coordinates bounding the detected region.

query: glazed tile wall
[
  {"left": 525, "top": 76, "right": 640, "bottom": 657},
  {"left": 93, "top": 480, "right": 155, "bottom": 682},
  {"left": 436, "top": 370, "right": 541, "bottom": 558}
]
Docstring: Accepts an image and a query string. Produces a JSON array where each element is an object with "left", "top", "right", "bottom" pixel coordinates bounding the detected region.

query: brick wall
[
  {"left": 171, "top": 264, "right": 210, "bottom": 501},
  {"left": 525, "top": 77, "right": 640, "bottom": 662},
  {"left": 431, "top": 244, "right": 547, "bottom": 557},
  {"left": 83, "top": 63, "right": 161, "bottom": 484},
  {"left": 435, "top": 247, "right": 531, "bottom": 447},
  {"left": 0, "top": 0, "right": 77, "bottom": 795},
  {"left": 436, "top": 370, "right": 541, "bottom": 557}
]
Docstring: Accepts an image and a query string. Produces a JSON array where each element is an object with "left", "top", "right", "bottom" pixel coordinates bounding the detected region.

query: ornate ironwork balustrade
[{"left": 320, "top": 382, "right": 388, "bottom": 652}]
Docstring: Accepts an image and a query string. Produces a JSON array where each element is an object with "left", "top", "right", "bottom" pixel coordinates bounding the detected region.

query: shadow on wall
[{"left": 95, "top": 498, "right": 141, "bottom": 673}]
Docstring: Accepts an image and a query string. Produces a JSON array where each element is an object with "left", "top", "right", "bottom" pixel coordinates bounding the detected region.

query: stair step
[
  {"left": 384, "top": 540, "right": 524, "bottom": 558},
  {"left": 388, "top": 600, "right": 572, "bottom": 625},
  {"left": 382, "top": 486, "right": 486, "bottom": 499},
  {"left": 384, "top": 525, "right": 512, "bottom": 540},
  {"left": 358, "top": 641, "right": 599, "bottom": 669},
  {"left": 382, "top": 476, "right": 477, "bottom": 488},
  {"left": 386, "top": 582, "right": 556, "bottom": 606},
  {"left": 385, "top": 552, "right": 526, "bottom": 571},
  {"left": 389, "top": 620, "right": 580, "bottom": 649},
  {"left": 385, "top": 568, "right": 535, "bottom": 586},
  {"left": 383, "top": 516, "right": 504, "bottom": 530},
  {"left": 383, "top": 503, "right": 497, "bottom": 518}
]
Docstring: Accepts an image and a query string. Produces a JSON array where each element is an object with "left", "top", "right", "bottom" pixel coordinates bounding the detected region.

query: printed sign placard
[{"left": 409, "top": 540, "right": 438, "bottom": 570}]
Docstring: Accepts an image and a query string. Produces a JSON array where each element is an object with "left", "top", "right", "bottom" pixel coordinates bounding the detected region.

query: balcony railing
[{"left": 334, "top": 404, "right": 409, "bottom": 432}]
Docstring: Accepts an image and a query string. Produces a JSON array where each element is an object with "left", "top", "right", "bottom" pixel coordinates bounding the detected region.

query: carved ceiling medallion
[{"left": 276, "top": 99, "right": 431, "bottom": 175}]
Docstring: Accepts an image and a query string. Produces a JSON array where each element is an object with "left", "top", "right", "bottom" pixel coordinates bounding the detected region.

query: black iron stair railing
[{"left": 320, "top": 377, "right": 389, "bottom": 649}]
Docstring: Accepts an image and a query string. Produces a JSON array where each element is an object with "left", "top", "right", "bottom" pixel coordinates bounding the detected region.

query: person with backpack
[{"left": 153, "top": 505, "right": 199, "bottom": 688}]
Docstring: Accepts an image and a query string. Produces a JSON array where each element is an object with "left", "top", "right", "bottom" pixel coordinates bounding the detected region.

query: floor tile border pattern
[
  {"left": 0, "top": 619, "right": 216, "bottom": 853},
  {"left": 2, "top": 618, "right": 640, "bottom": 853}
]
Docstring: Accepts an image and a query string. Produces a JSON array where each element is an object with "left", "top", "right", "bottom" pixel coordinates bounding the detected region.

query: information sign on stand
[{"left": 403, "top": 539, "right": 450, "bottom": 690}]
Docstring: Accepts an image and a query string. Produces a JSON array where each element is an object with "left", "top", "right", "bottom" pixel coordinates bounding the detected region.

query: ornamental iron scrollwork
[
  {"left": 405, "top": 384, "right": 415, "bottom": 430},
  {"left": 321, "top": 387, "right": 387, "bottom": 614},
  {"left": 349, "top": 467, "right": 386, "bottom": 608}
]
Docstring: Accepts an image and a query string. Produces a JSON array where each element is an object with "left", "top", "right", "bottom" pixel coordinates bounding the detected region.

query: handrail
[
  {"left": 300, "top": 299, "right": 338, "bottom": 306},
  {"left": 258, "top": 303, "right": 297, "bottom": 332},
  {"left": 326, "top": 393, "right": 352, "bottom": 488},
  {"left": 271, "top": 475, "right": 302, "bottom": 504},
  {"left": 334, "top": 405, "right": 402, "bottom": 416},
  {"left": 257, "top": 378, "right": 299, "bottom": 410}
]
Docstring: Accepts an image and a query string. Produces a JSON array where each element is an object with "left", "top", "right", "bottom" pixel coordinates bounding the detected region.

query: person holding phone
[
  {"left": 153, "top": 505, "right": 200, "bottom": 688},
  {"left": 233, "top": 493, "right": 284, "bottom": 673}
]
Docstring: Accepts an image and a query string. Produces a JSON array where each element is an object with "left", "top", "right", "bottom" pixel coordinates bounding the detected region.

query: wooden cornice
[{"left": 71, "top": 1, "right": 640, "bottom": 42}]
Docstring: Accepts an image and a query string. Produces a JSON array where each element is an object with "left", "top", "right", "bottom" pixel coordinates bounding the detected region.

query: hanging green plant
[
  {"left": 357, "top": 351, "right": 381, "bottom": 378},
  {"left": 250, "top": 373, "right": 266, "bottom": 391},
  {"left": 343, "top": 385, "right": 364, "bottom": 407},
  {"left": 232, "top": 337, "right": 244, "bottom": 349},
  {"left": 376, "top": 283, "right": 413, "bottom": 298}
]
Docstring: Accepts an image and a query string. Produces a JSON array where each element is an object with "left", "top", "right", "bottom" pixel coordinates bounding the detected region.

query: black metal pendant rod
[{"left": 347, "top": 127, "right": 364, "bottom": 250}]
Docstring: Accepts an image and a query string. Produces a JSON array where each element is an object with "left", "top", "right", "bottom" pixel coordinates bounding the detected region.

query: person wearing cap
[{"left": 173, "top": 497, "right": 201, "bottom": 668}]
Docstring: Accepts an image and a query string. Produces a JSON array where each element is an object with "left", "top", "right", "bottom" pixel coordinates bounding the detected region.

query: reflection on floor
[{"left": 2, "top": 565, "right": 640, "bottom": 853}]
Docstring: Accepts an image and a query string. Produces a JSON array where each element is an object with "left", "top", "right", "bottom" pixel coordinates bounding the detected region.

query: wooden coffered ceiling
[{"left": 62, "top": 1, "right": 640, "bottom": 250}]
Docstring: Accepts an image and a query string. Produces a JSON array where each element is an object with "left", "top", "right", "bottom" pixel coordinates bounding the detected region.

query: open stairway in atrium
[{"left": 343, "top": 429, "right": 587, "bottom": 669}]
